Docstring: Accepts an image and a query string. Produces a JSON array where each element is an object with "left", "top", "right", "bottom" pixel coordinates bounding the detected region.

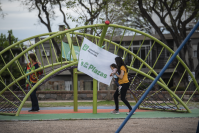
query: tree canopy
[
  {"left": 0, "top": 30, "right": 25, "bottom": 90},
  {"left": 119, "top": 0, "right": 198, "bottom": 81}
]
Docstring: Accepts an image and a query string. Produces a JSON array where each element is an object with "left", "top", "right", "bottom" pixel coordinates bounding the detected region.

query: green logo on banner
[
  {"left": 81, "top": 60, "right": 107, "bottom": 79},
  {"left": 82, "top": 44, "right": 89, "bottom": 51}
]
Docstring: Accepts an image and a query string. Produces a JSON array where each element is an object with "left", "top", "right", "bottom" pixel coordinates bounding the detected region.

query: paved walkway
[{"left": 1, "top": 118, "right": 198, "bottom": 133}]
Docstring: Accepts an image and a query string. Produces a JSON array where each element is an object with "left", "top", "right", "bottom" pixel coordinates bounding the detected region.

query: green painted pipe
[
  {"left": 73, "top": 68, "right": 78, "bottom": 112},
  {"left": 93, "top": 79, "right": 98, "bottom": 114}
]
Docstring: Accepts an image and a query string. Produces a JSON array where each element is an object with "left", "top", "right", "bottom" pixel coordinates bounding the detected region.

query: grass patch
[{"left": 23, "top": 100, "right": 137, "bottom": 107}]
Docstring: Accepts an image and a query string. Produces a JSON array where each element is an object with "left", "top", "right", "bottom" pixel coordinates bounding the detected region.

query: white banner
[{"left": 78, "top": 38, "right": 118, "bottom": 85}]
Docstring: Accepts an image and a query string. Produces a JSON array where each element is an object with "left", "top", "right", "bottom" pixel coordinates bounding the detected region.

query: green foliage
[
  {"left": 0, "top": 30, "right": 25, "bottom": 90},
  {"left": 65, "top": 0, "right": 109, "bottom": 28},
  {"left": 170, "top": 86, "right": 185, "bottom": 91},
  {"left": 0, "top": 30, "right": 23, "bottom": 48}
]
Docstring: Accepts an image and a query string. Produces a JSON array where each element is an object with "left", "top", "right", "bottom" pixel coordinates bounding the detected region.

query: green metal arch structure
[{"left": 0, "top": 23, "right": 198, "bottom": 116}]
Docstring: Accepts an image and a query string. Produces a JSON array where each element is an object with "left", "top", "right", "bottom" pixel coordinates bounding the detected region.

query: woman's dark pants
[
  {"left": 30, "top": 87, "right": 39, "bottom": 110},
  {"left": 114, "top": 82, "right": 132, "bottom": 111}
]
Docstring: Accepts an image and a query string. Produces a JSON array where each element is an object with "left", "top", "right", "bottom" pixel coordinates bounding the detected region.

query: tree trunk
[
  {"left": 186, "top": 40, "right": 194, "bottom": 71},
  {"left": 51, "top": 38, "right": 61, "bottom": 56},
  {"left": 138, "top": 0, "right": 168, "bottom": 45}
]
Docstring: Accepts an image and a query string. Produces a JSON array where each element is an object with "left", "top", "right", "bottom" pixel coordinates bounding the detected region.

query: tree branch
[
  {"left": 138, "top": 0, "right": 168, "bottom": 45},
  {"left": 79, "top": 0, "right": 91, "bottom": 15},
  {"left": 57, "top": 0, "right": 71, "bottom": 29},
  {"left": 40, "top": 0, "right": 52, "bottom": 32},
  {"left": 35, "top": 0, "right": 49, "bottom": 29}
]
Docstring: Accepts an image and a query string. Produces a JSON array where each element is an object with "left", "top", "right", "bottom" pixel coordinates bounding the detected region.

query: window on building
[
  {"left": 193, "top": 50, "right": 197, "bottom": 57},
  {"left": 193, "top": 44, "right": 198, "bottom": 57},
  {"left": 124, "top": 41, "right": 132, "bottom": 46},
  {"left": 132, "top": 41, "right": 139, "bottom": 45},
  {"left": 166, "top": 40, "right": 173, "bottom": 57},
  {"left": 125, "top": 47, "right": 132, "bottom": 66},
  {"left": 132, "top": 47, "right": 141, "bottom": 68},
  {"left": 114, "top": 41, "right": 120, "bottom": 44},
  {"left": 65, "top": 81, "right": 72, "bottom": 91},
  {"left": 65, "top": 81, "right": 80, "bottom": 91},
  {"left": 143, "top": 40, "right": 150, "bottom": 45},
  {"left": 157, "top": 46, "right": 165, "bottom": 59},
  {"left": 84, "top": 81, "right": 93, "bottom": 90}
]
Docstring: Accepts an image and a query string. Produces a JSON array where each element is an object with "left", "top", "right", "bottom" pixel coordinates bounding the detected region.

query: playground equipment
[
  {"left": 116, "top": 21, "right": 199, "bottom": 133},
  {"left": 0, "top": 21, "right": 198, "bottom": 117}
]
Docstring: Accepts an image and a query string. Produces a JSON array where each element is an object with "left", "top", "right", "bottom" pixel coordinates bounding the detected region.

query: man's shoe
[{"left": 111, "top": 110, "right": 120, "bottom": 114}]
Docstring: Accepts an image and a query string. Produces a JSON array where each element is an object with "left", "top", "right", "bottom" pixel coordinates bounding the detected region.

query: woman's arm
[{"left": 115, "top": 70, "right": 124, "bottom": 79}]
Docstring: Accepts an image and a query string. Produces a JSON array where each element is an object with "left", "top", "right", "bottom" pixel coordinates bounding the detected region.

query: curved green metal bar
[
  {"left": 74, "top": 31, "right": 198, "bottom": 93},
  {"left": 0, "top": 32, "right": 57, "bottom": 55},
  {"left": 1, "top": 23, "right": 197, "bottom": 91},
  {"left": 77, "top": 27, "right": 196, "bottom": 108},
  {"left": 127, "top": 66, "right": 191, "bottom": 113},
  {"left": 108, "top": 24, "right": 198, "bottom": 91},
  {"left": 0, "top": 26, "right": 189, "bottom": 112},
  {"left": 0, "top": 24, "right": 105, "bottom": 75},
  {"left": 14, "top": 61, "right": 190, "bottom": 116},
  {"left": 81, "top": 33, "right": 177, "bottom": 108},
  {"left": 1, "top": 26, "right": 169, "bottom": 96},
  {"left": 0, "top": 61, "right": 72, "bottom": 95},
  {"left": 16, "top": 61, "right": 78, "bottom": 116},
  {"left": 0, "top": 23, "right": 197, "bottom": 115}
]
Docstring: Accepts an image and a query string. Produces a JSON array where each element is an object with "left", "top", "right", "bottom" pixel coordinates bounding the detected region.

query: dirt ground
[{"left": 0, "top": 118, "right": 198, "bottom": 133}]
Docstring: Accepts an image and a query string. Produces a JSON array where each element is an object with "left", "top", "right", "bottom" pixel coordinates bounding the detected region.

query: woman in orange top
[{"left": 111, "top": 57, "right": 133, "bottom": 115}]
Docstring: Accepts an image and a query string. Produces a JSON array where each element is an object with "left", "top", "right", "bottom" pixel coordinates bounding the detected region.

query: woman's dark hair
[
  {"left": 115, "top": 57, "right": 128, "bottom": 74},
  {"left": 29, "top": 53, "right": 36, "bottom": 62},
  {"left": 110, "top": 63, "right": 117, "bottom": 68}
]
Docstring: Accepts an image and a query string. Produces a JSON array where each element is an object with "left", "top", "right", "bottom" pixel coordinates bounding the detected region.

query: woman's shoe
[
  {"left": 28, "top": 109, "right": 39, "bottom": 112},
  {"left": 126, "top": 112, "right": 135, "bottom": 115},
  {"left": 28, "top": 109, "right": 34, "bottom": 112},
  {"left": 111, "top": 110, "right": 120, "bottom": 114}
]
